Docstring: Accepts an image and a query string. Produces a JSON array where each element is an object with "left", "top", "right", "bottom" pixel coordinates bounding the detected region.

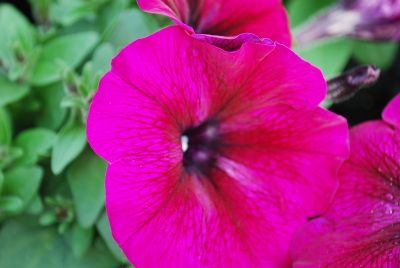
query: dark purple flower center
[
  {"left": 182, "top": 119, "right": 220, "bottom": 175},
  {"left": 186, "top": 0, "right": 203, "bottom": 33}
]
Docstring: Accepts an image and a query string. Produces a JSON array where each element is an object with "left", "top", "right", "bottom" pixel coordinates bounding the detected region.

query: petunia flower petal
[
  {"left": 107, "top": 158, "right": 295, "bottom": 267},
  {"left": 290, "top": 95, "right": 400, "bottom": 268},
  {"left": 137, "top": 0, "right": 291, "bottom": 46},
  {"left": 87, "top": 26, "right": 349, "bottom": 267},
  {"left": 383, "top": 93, "right": 400, "bottom": 129},
  {"left": 220, "top": 106, "right": 349, "bottom": 215},
  {"left": 87, "top": 26, "right": 324, "bottom": 163}
]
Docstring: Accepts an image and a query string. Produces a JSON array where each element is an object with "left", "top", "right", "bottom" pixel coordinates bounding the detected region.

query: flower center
[
  {"left": 186, "top": 0, "right": 207, "bottom": 33},
  {"left": 182, "top": 119, "right": 220, "bottom": 175}
]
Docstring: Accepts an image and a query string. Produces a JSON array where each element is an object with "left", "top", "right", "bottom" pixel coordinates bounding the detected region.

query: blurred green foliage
[
  {"left": 0, "top": 0, "right": 163, "bottom": 266},
  {"left": 0, "top": 0, "right": 398, "bottom": 267}
]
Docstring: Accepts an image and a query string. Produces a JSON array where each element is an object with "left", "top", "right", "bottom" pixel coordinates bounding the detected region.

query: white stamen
[{"left": 181, "top": 135, "right": 189, "bottom": 152}]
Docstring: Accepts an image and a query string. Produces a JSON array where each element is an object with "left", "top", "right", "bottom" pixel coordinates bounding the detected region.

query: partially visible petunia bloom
[
  {"left": 137, "top": 0, "right": 291, "bottom": 47},
  {"left": 296, "top": 0, "right": 400, "bottom": 46},
  {"left": 290, "top": 94, "right": 400, "bottom": 268},
  {"left": 86, "top": 26, "right": 349, "bottom": 267}
]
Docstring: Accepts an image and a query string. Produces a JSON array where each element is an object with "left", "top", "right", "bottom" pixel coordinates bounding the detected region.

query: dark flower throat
[{"left": 182, "top": 119, "right": 220, "bottom": 175}]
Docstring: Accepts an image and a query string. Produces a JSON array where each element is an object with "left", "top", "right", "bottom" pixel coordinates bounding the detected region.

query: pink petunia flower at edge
[
  {"left": 86, "top": 26, "right": 349, "bottom": 268},
  {"left": 290, "top": 94, "right": 400, "bottom": 268},
  {"left": 136, "top": 0, "right": 291, "bottom": 47}
]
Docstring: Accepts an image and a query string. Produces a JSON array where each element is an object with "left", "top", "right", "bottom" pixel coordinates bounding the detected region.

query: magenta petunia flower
[
  {"left": 290, "top": 94, "right": 400, "bottom": 268},
  {"left": 86, "top": 26, "right": 348, "bottom": 267},
  {"left": 296, "top": 0, "right": 400, "bottom": 46},
  {"left": 137, "top": 0, "right": 291, "bottom": 47}
]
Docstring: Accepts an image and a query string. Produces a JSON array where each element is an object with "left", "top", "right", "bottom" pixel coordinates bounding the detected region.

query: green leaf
[
  {"left": 65, "top": 222, "right": 94, "bottom": 258},
  {"left": 353, "top": 41, "right": 399, "bottom": 70},
  {"left": 0, "top": 220, "right": 67, "bottom": 267},
  {"left": 26, "top": 195, "right": 43, "bottom": 215},
  {"left": 34, "top": 82, "right": 67, "bottom": 130},
  {"left": 50, "top": 0, "right": 110, "bottom": 27},
  {"left": 29, "top": 0, "right": 52, "bottom": 25},
  {"left": 0, "top": 195, "right": 24, "bottom": 212},
  {"left": 0, "top": 219, "right": 119, "bottom": 268},
  {"left": 97, "top": 0, "right": 130, "bottom": 33},
  {"left": 50, "top": 0, "right": 95, "bottom": 27},
  {"left": 295, "top": 39, "right": 354, "bottom": 79},
  {"left": 288, "top": 0, "right": 336, "bottom": 28},
  {"left": 51, "top": 124, "right": 86, "bottom": 174},
  {"left": 0, "top": 147, "right": 23, "bottom": 170},
  {"left": 97, "top": 211, "right": 126, "bottom": 262},
  {"left": 0, "top": 75, "right": 29, "bottom": 107},
  {"left": 61, "top": 95, "right": 87, "bottom": 110},
  {"left": 0, "top": 171, "right": 3, "bottom": 194},
  {"left": 39, "top": 212, "right": 57, "bottom": 226},
  {"left": 2, "top": 166, "right": 43, "bottom": 214},
  {"left": 14, "top": 128, "right": 57, "bottom": 165},
  {"left": 105, "top": 9, "right": 155, "bottom": 49},
  {"left": 78, "top": 42, "right": 115, "bottom": 97},
  {"left": 64, "top": 238, "right": 120, "bottom": 268},
  {"left": 0, "top": 107, "right": 11, "bottom": 145},
  {"left": 67, "top": 150, "right": 106, "bottom": 227},
  {"left": 0, "top": 4, "right": 36, "bottom": 51},
  {"left": 30, "top": 32, "right": 99, "bottom": 86},
  {"left": 0, "top": 4, "right": 37, "bottom": 80},
  {"left": 92, "top": 43, "right": 115, "bottom": 76}
]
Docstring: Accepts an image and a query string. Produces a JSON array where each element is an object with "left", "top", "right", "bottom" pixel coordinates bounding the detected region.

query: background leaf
[
  {"left": 0, "top": 108, "right": 12, "bottom": 145},
  {"left": 26, "top": 195, "right": 43, "bottom": 215},
  {"left": 30, "top": 32, "right": 99, "bottom": 86},
  {"left": 2, "top": 166, "right": 43, "bottom": 215},
  {"left": 0, "top": 4, "right": 37, "bottom": 81},
  {"left": 0, "top": 171, "right": 3, "bottom": 193},
  {"left": 65, "top": 222, "right": 94, "bottom": 258},
  {"left": 288, "top": 0, "right": 335, "bottom": 28},
  {"left": 353, "top": 41, "right": 399, "bottom": 70},
  {"left": 0, "top": 75, "right": 29, "bottom": 107},
  {"left": 14, "top": 128, "right": 56, "bottom": 165},
  {"left": 34, "top": 82, "right": 67, "bottom": 130},
  {"left": 295, "top": 39, "right": 354, "bottom": 79},
  {"left": 0, "top": 219, "right": 119, "bottom": 268},
  {"left": 0, "top": 219, "right": 67, "bottom": 267},
  {"left": 51, "top": 123, "right": 86, "bottom": 175},
  {"left": 97, "top": 211, "right": 126, "bottom": 262},
  {"left": 104, "top": 9, "right": 155, "bottom": 50},
  {"left": 0, "top": 196, "right": 24, "bottom": 212},
  {"left": 67, "top": 150, "right": 106, "bottom": 227},
  {"left": 91, "top": 43, "right": 115, "bottom": 76}
]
